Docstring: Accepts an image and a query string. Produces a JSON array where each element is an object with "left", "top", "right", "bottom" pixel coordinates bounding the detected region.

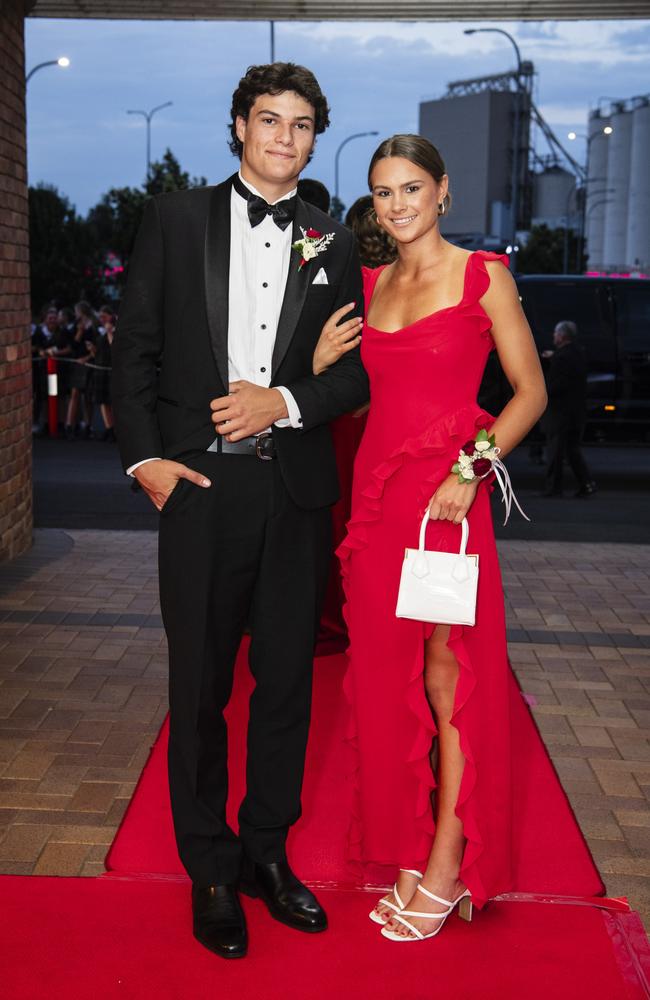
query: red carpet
[
  {"left": 4, "top": 640, "right": 650, "bottom": 998},
  {"left": 3, "top": 877, "right": 649, "bottom": 1000},
  {"left": 105, "top": 641, "right": 606, "bottom": 897}
]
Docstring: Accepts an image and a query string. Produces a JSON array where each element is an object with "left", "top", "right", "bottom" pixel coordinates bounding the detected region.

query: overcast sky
[{"left": 25, "top": 17, "right": 650, "bottom": 216}]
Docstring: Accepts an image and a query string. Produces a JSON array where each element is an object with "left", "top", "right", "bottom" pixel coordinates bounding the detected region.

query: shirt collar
[{"left": 236, "top": 170, "right": 297, "bottom": 205}]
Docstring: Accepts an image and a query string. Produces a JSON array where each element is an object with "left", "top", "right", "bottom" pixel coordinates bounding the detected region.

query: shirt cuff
[
  {"left": 274, "top": 387, "right": 303, "bottom": 430},
  {"left": 126, "top": 457, "right": 162, "bottom": 477}
]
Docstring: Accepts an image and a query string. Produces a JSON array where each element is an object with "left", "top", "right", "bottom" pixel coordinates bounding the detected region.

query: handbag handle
[{"left": 418, "top": 511, "right": 469, "bottom": 556}]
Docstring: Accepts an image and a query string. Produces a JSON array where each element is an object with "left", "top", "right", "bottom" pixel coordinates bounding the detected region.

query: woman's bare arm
[
  {"left": 478, "top": 261, "right": 547, "bottom": 458},
  {"left": 428, "top": 261, "right": 547, "bottom": 523}
]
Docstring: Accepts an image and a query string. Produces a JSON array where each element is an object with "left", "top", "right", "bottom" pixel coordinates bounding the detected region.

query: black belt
[{"left": 217, "top": 433, "right": 277, "bottom": 460}]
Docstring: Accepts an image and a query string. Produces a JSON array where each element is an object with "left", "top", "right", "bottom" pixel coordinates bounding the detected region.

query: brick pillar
[{"left": 0, "top": 1, "right": 32, "bottom": 561}]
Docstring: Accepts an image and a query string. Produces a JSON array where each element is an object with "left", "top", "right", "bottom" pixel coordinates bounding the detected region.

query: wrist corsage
[
  {"left": 451, "top": 428, "right": 500, "bottom": 483},
  {"left": 451, "top": 428, "right": 530, "bottom": 525}
]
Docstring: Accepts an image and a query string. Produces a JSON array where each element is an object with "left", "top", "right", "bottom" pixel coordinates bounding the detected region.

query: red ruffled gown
[{"left": 337, "top": 251, "right": 514, "bottom": 910}]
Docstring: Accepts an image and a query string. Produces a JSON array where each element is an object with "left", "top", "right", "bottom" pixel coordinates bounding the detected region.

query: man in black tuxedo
[{"left": 112, "top": 63, "right": 368, "bottom": 959}]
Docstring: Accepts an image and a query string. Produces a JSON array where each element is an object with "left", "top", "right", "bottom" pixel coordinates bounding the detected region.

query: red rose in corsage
[
  {"left": 451, "top": 428, "right": 500, "bottom": 483},
  {"left": 292, "top": 226, "right": 335, "bottom": 271},
  {"left": 473, "top": 458, "right": 493, "bottom": 477}
]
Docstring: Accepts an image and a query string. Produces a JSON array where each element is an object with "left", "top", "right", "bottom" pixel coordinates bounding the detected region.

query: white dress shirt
[{"left": 128, "top": 173, "right": 302, "bottom": 475}]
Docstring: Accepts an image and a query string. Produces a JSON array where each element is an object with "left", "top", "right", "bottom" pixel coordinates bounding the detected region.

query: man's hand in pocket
[{"left": 134, "top": 459, "right": 211, "bottom": 512}]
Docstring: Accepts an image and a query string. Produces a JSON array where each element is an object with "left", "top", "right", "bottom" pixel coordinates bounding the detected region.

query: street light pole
[
  {"left": 563, "top": 181, "right": 577, "bottom": 275},
  {"left": 127, "top": 101, "right": 173, "bottom": 180},
  {"left": 26, "top": 57, "right": 70, "bottom": 86},
  {"left": 464, "top": 28, "right": 523, "bottom": 270},
  {"left": 270, "top": 21, "right": 275, "bottom": 61},
  {"left": 334, "top": 131, "right": 379, "bottom": 206}
]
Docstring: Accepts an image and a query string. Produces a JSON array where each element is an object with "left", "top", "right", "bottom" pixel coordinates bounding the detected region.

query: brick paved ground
[{"left": 1, "top": 530, "right": 649, "bottom": 926}]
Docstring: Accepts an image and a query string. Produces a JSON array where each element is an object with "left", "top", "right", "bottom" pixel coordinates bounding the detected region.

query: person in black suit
[
  {"left": 542, "top": 320, "right": 595, "bottom": 497},
  {"left": 112, "top": 63, "right": 368, "bottom": 960}
]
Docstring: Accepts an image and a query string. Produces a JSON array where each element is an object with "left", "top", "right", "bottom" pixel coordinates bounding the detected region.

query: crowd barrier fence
[{"left": 33, "top": 355, "right": 113, "bottom": 439}]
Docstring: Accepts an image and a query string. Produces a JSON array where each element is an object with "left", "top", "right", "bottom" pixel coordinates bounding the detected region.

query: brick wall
[{"left": 0, "top": 1, "right": 32, "bottom": 561}]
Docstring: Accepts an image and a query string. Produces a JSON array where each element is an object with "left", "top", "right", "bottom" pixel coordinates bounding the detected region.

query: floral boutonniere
[{"left": 292, "top": 227, "right": 335, "bottom": 270}]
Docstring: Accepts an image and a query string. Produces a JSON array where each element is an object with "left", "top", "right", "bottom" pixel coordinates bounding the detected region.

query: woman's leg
[
  {"left": 100, "top": 404, "right": 114, "bottom": 428},
  {"left": 81, "top": 389, "right": 93, "bottom": 436},
  {"left": 66, "top": 388, "right": 79, "bottom": 434},
  {"left": 385, "top": 625, "right": 467, "bottom": 937}
]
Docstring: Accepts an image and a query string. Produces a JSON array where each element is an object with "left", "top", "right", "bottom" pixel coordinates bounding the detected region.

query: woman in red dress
[{"left": 320, "top": 135, "right": 547, "bottom": 942}]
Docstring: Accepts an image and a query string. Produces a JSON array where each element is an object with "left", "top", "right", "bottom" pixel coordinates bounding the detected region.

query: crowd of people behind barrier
[{"left": 31, "top": 300, "right": 116, "bottom": 441}]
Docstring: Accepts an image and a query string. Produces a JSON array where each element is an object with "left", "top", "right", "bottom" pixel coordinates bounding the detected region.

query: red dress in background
[
  {"left": 337, "top": 251, "right": 515, "bottom": 910},
  {"left": 318, "top": 412, "right": 367, "bottom": 647}
]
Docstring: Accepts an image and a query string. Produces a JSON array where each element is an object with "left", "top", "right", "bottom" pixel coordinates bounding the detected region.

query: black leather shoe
[
  {"left": 574, "top": 481, "right": 597, "bottom": 497},
  {"left": 192, "top": 884, "right": 248, "bottom": 959},
  {"left": 239, "top": 861, "right": 327, "bottom": 933}
]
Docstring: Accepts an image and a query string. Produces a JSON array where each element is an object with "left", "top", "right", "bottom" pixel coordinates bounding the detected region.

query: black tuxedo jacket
[{"left": 112, "top": 175, "right": 369, "bottom": 510}]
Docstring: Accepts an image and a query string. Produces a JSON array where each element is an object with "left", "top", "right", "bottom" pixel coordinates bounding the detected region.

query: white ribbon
[{"left": 490, "top": 456, "right": 530, "bottom": 525}]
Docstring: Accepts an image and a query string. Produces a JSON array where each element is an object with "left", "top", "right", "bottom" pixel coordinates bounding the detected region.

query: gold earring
[{"left": 438, "top": 201, "right": 446, "bottom": 216}]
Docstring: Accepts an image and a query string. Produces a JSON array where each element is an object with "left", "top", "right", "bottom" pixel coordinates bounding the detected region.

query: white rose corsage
[
  {"left": 452, "top": 428, "right": 500, "bottom": 483},
  {"left": 450, "top": 427, "right": 530, "bottom": 524},
  {"left": 292, "top": 227, "right": 335, "bottom": 271}
]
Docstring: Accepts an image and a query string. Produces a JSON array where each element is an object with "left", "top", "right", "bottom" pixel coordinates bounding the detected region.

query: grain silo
[
  {"left": 602, "top": 102, "right": 633, "bottom": 270},
  {"left": 532, "top": 165, "right": 576, "bottom": 229},
  {"left": 626, "top": 97, "right": 650, "bottom": 272},
  {"left": 584, "top": 111, "right": 611, "bottom": 269}
]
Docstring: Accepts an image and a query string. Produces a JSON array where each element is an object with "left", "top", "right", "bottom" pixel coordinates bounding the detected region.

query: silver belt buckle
[{"left": 255, "top": 433, "right": 274, "bottom": 461}]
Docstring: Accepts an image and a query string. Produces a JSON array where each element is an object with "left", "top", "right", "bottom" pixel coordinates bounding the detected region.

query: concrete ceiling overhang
[{"left": 24, "top": 0, "right": 650, "bottom": 20}]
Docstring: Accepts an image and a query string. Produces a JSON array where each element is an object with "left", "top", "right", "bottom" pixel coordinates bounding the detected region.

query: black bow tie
[{"left": 232, "top": 174, "right": 296, "bottom": 231}]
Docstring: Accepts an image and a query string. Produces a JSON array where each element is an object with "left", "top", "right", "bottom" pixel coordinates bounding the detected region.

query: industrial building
[
  {"left": 419, "top": 67, "right": 584, "bottom": 252},
  {"left": 419, "top": 70, "right": 532, "bottom": 249},
  {"left": 531, "top": 164, "right": 577, "bottom": 232},
  {"left": 420, "top": 81, "right": 650, "bottom": 274},
  {"left": 585, "top": 96, "right": 650, "bottom": 274},
  {"left": 419, "top": 87, "right": 528, "bottom": 246}
]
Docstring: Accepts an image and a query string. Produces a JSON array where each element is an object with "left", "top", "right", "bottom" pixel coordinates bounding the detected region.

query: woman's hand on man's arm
[{"left": 313, "top": 303, "right": 363, "bottom": 375}]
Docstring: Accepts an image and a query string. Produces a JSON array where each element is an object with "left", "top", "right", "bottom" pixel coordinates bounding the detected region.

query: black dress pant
[
  {"left": 545, "top": 421, "right": 591, "bottom": 494},
  {"left": 158, "top": 450, "right": 331, "bottom": 887}
]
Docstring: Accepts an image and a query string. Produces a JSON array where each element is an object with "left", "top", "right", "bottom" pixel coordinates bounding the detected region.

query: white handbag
[{"left": 395, "top": 513, "right": 479, "bottom": 627}]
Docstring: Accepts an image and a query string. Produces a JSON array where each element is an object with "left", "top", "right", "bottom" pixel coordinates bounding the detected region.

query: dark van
[{"left": 479, "top": 275, "right": 650, "bottom": 441}]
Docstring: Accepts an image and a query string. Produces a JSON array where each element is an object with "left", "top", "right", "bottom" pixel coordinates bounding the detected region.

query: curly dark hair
[
  {"left": 229, "top": 62, "right": 330, "bottom": 158},
  {"left": 345, "top": 195, "right": 397, "bottom": 269}
]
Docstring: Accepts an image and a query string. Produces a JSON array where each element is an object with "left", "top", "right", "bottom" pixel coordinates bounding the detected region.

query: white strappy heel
[
  {"left": 380, "top": 883, "right": 472, "bottom": 941},
  {"left": 368, "top": 869, "right": 423, "bottom": 925}
]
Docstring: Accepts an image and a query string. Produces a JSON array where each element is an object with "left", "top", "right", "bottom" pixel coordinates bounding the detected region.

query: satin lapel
[
  {"left": 272, "top": 196, "right": 312, "bottom": 377},
  {"left": 204, "top": 178, "right": 233, "bottom": 392}
]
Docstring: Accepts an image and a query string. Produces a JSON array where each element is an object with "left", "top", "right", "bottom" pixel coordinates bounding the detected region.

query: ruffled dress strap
[
  {"left": 464, "top": 251, "right": 509, "bottom": 303},
  {"left": 460, "top": 252, "right": 510, "bottom": 346},
  {"left": 362, "top": 265, "right": 388, "bottom": 312}
]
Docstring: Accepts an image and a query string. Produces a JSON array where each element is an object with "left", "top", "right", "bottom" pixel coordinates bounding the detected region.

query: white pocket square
[{"left": 311, "top": 267, "right": 328, "bottom": 285}]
